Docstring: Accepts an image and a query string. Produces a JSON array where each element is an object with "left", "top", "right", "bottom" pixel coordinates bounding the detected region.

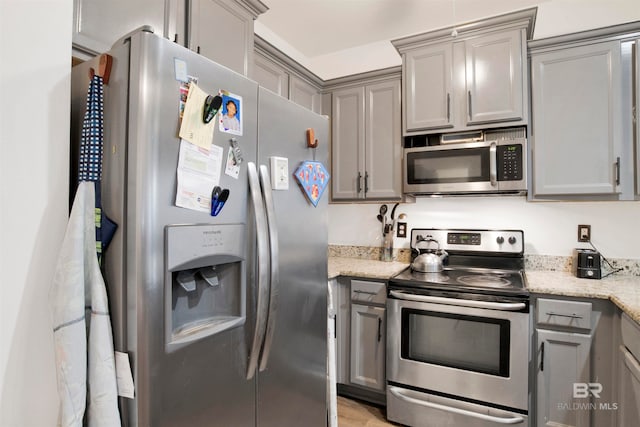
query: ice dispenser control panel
[{"left": 165, "top": 223, "right": 247, "bottom": 352}]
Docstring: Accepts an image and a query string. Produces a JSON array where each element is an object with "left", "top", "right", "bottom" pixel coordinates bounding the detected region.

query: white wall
[
  {"left": 0, "top": 0, "right": 71, "bottom": 425},
  {"left": 329, "top": 198, "right": 640, "bottom": 259}
]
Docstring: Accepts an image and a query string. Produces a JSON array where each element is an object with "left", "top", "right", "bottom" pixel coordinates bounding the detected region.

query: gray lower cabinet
[
  {"left": 536, "top": 329, "right": 592, "bottom": 427},
  {"left": 349, "top": 280, "right": 386, "bottom": 393},
  {"left": 350, "top": 304, "right": 385, "bottom": 391},
  {"left": 534, "top": 296, "right": 617, "bottom": 427},
  {"left": 618, "top": 313, "right": 640, "bottom": 427},
  {"left": 330, "top": 73, "right": 402, "bottom": 201},
  {"left": 334, "top": 278, "right": 387, "bottom": 404}
]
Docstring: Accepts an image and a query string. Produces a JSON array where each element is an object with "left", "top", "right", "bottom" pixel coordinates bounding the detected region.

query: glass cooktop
[{"left": 391, "top": 266, "right": 528, "bottom": 296}]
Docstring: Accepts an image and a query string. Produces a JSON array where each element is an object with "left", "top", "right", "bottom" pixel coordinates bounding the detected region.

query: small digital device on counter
[{"left": 573, "top": 248, "right": 602, "bottom": 279}]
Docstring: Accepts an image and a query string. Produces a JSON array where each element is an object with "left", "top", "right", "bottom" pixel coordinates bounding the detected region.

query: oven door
[{"left": 387, "top": 290, "right": 530, "bottom": 411}]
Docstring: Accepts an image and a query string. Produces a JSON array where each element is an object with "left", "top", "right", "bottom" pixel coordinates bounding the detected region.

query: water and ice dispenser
[{"left": 165, "top": 224, "right": 246, "bottom": 351}]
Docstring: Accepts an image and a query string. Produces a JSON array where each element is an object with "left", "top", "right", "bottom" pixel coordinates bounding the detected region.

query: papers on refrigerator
[
  {"left": 179, "top": 82, "right": 216, "bottom": 149},
  {"left": 176, "top": 140, "right": 223, "bottom": 212}
]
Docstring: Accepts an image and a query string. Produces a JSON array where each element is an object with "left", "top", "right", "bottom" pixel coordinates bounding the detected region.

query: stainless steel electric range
[{"left": 387, "top": 228, "right": 530, "bottom": 427}]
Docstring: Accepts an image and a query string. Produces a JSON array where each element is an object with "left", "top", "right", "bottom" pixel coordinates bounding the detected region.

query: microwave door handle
[
  {"left": 389, "top": 386, "right": 525, "bottom": 425},
  {"left": 490, "top": 142, "right": 498, "bottom": 187},
  {"left": 389, "top": 290, "right": 525, "bottom": 311}
]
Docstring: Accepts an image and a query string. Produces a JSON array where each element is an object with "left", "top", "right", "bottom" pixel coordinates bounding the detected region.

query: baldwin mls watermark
[{"left": 557, "top": 383, "right": 618, "bottom": 411}]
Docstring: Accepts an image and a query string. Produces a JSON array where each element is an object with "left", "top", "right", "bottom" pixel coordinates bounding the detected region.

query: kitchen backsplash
[{"left": 328, "top": 245, "right": 640, "bottom": 276}]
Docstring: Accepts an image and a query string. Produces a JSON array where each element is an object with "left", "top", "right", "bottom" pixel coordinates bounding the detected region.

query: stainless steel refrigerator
[{"left": 71, "top": 29, "right": 329, "bottom": 427}]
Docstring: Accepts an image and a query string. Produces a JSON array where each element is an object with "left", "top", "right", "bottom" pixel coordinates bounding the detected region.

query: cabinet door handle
[
  {"left": 540, "top": 342, "right": 545, "bottom": 371},
  {"left": 545, "top": 311, "right": 583, "bottom": 319},
  {"left": 615, "top": 157, "right": 621, "bottom": 186},
  {"left": 446, "top": 93, "right": 451, "bottom": 122},
  {"left": 364, "top": 171, "right": 369, "bottom": 194},
  {"left": 377, "top": 318, "right": 382, "bottom": 342},
  {"left": 353, "top": 290, "right": 378, "bottom": 296},
  {"left": 468, "top": 91, "right": 472, "bottom": 120},
  {"left": 357, "top": 172, "right": 362, "bottom": 194}
]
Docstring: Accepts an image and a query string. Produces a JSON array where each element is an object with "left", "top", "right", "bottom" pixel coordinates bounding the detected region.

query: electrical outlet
[
  {"left": 578, "top": 224, "right": 591, "bottom": 242},
  {"left": 396, "top": 222, "right": 407, "bottom": 238}
]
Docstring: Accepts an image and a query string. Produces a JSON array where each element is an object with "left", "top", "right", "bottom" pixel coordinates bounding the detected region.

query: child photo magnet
[{"left": 219, "top": 91, "right": 243, "bottom": 136}]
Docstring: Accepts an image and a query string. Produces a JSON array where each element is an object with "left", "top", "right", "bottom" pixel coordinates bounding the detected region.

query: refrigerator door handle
[
  {"left": 246, "top": 162, "right": 271, "bottom": 380},
  {"left": 258, "top": 165, "right": 279, "bottom": 372}
]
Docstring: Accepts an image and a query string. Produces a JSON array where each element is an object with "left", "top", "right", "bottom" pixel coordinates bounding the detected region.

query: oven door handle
[
  {"left": 389, "top": 386, "right": 525, "bottom": 425},
  {"left": 389, "top": 290, "right": 526, "bottom": 311}
]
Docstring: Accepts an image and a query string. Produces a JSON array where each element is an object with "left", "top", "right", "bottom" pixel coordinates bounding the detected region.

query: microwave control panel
[{"left": 497, "top": 145, "right": 523, "bottom": 181}]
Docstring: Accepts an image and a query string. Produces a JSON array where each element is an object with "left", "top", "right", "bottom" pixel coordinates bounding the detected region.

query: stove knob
[
  {"left": 508, "top": 236, "right": 517, "bottom": 244},
  {"left": 496, "top": 236, "right": 504, "bottom": 244}
]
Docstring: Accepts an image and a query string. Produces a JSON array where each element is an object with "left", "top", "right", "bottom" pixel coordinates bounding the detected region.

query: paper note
[
  {"left": 224, "top": 147, "right": 240, "bottom": 179},
  {"left": 176, "top": 140, "right": 224, "bottom": 212},
  {"left": 174, "top": 58, "right": 188, "bottom": 82},
  {"left": 179, "top": 82, "right": 216, "bottom": 149},
  {"left": 115, "top": 351, "right": 135, "bottom": 399}
]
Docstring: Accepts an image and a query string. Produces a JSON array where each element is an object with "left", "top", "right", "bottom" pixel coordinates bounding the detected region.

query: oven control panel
[{"left": 412, "top": 229, "right": 524, "bottom": 254}]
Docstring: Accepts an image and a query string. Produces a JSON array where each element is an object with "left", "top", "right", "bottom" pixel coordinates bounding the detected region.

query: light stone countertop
[
  {"left": 328, "top": 257, "right": 409, "bottom": 280},
  {"left": 328, "top": 256, "right": 640, "bottom": 323},
  {"left": 525, "top": 271, "right": 640, "bottom": 324}
]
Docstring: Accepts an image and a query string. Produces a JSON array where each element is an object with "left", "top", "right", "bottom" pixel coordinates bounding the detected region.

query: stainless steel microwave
[{"left": 404, "top": 138, "right": 527, "bottom": 196}]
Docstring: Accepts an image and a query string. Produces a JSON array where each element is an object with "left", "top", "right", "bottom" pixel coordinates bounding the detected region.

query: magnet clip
[{"left": 210, "top": 186, "right": 229, "bottom": 216}]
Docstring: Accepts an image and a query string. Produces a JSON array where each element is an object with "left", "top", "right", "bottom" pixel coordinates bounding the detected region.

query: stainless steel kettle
[{"left": 411, "top": 238, "right": 448, "bottom": 273}]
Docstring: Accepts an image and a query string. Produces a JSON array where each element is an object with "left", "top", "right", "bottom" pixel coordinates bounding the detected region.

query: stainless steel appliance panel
[
  {"left": 387, "top": 385, "right": 528, "bottom": 427},
  {"left": 125, "top": 33, "right": 258, "bottom": 427},
  {"left": 387, "top": 296, "right": 529, "bottom": 410},
  {"left": 255, "top": 88, "right": 329, "bottom": 427},
  {"left": 403, "top": 138, "right": 527, "bottom": 195},
  {"left": 72, "top": 31, "right": 260, "bottom": 427}
]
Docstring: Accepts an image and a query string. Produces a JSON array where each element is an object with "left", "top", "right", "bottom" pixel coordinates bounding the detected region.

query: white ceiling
[
  {"left": 256, "top": 0, "right": 543, "bottom": 58},
  {"left": 254, "top": 0, "right": 640, "bottom": 79}
]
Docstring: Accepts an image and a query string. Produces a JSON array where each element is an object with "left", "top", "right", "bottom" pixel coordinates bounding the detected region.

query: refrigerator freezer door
[
  {"left": 255, "top": 88, "right": 329, "bottom": 427},
  {"left": 72, "top": 31, "right": 261, "bottom": 427}
]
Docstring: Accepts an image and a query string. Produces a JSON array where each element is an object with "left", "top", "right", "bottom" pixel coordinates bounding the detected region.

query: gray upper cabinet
[
  {"left": 465, "top": 29, "right": 524, "bottom": 125},
  {"left": 252, "top": 36, "right": 323, "bottom": 113},
  {"left": 331, "top": 86, "right": 365, "bottom": 200},
  {"left": 72, "top": 0, "right": 173, "bottom": 57},
  {"left": 73, "top": 0, "right": 267, "bottom": 74},
  {"left": 253, "top": 52, "right": 289, "bottom": 98},
  {"left": 189, "top": 0, "right": 267, "bottom": 76},
  {"left": 393, "top": 8, "right": 535, "bottom": 135},
  {"left": 329, "top": 71, "right": 402, "bottom": 201},
  {"left": 531, "top": 42, "right": 621, "bottom": 197},
  {"left": 289, "top": 75, "right": 322, "bottom": 113},
  {"left": 529, "top": 22, "right": 640, "bottom": 201},
  {"left": 404, "top": 43, "right": 453, "bottom": 131}
]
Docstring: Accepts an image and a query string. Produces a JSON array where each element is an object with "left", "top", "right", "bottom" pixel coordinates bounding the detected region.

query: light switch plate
[{"left": 270, "top": 156, "right": 289, "bottom": 190}]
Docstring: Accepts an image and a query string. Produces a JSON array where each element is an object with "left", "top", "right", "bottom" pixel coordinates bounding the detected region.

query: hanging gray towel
[{"left": 50, "top": 74, "right": 121, "bottom": 427}]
